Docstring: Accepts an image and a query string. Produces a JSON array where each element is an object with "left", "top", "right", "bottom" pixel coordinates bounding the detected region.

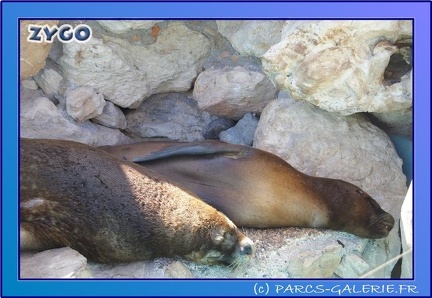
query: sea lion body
[
  {"left": 20, "top": 138, "right": 254, "bottom": 265},
  {"left": 101, "top": 140, "right": 395, "bottom": 239}
]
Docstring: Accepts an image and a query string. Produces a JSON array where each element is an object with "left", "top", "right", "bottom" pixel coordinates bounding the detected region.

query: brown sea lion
[
  {"left": 20, "top": 138, "right": 254, "bottom": 265},
  {"left": 100, "top": 140, "right": 395, "bottom": 239}
]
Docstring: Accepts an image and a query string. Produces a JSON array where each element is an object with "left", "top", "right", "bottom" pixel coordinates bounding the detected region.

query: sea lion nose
[
  {"left": 239, "top": 237, "right": 255, "bottom": 256},
  {"left": 384, "top": 213, "right": 395, "bottom": 231}
]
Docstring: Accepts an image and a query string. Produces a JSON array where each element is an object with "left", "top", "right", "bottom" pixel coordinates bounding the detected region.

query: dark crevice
[{"left": 383, "top": 49, "right": 412, "bottom": 86}]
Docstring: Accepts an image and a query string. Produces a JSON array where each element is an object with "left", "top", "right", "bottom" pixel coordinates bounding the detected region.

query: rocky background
[{"left": 20, "top": 20, "right": 412, "bottom": 279}]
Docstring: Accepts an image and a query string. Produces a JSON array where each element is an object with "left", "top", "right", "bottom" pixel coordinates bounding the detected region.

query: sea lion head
[
  {"left": 322, "top": 179, "right": 395, "bottom": 239},
  {"left": 185, "top": 214, "right": 255, "bottom": 266}
]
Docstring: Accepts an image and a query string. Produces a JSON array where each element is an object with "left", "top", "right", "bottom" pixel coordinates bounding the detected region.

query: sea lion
[
  {"left": 20, "top": 138, "right": 254, "bottom": 265},
  {"left": 100, "top": 140, "right": 395, "bottom": 239}
]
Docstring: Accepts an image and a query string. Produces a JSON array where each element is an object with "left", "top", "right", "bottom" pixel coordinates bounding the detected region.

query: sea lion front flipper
[{"left": 132, "top": 141, "right": 244, "bottom": 163}]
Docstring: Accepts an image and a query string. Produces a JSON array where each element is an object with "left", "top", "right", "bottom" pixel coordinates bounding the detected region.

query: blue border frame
[{"left": 1, "top": 1, "right": 431, "bottom": 297}]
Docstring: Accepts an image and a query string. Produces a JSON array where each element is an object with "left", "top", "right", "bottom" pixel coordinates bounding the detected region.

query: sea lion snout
[
  {"left": 236, "top": 236, "right": 255, "bottom": 260},
  {"left": 203, "top": 220, "right": 255, "bottom": 265},
  {"left": 368, "top": 212, "right": 395, "bottom": 239}
]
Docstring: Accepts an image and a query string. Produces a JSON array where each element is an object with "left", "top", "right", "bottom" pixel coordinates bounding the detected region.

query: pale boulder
[
  {"left": 59, "top": 23, "right": 210, "bottom": 108},
  {"left": 65, "top": 87, "right": 106, "bottom": 122},
  {"left": 262, "top": 20, "right": 412, "bottom": 115},
  {"left": 193, "top": 66, "right": 278, "bottom": 119},
  {"left": 216, "top": 20, "right": 286, "bottom": 57}
]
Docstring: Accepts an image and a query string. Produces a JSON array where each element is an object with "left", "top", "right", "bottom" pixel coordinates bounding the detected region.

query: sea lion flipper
[{"left": 132, "top": 142, "right": 241, "bottom": 163}]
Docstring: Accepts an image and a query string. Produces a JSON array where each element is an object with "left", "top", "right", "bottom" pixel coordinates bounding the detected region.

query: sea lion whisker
[{"left": 368, "top": 214, "right": 387, "bottom": 227}]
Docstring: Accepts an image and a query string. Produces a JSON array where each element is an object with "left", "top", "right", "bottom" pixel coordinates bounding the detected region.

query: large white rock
[
  {"left": 65, "top": 87, "right": 106, "bottom": 122},
  {"left": 193, "top": 66, "right": 278, "bottom": 119},
  {"left": 216, "top": 21, "right": 286, "bottom": 57},
  {"left": 59, "top": 23, "right": 210, "bottom": 108},
  {"left": 20, "top": 96, "right": 131, "bottom": 146},
  {"left": 254, "top": 97, "right": 407, "bottom": 277},
  {"left": 262, "top": 20, "right": 412, "bottom": 115},
  {"left": 97, "top": 20, "right": 161, "bottom": 34}
]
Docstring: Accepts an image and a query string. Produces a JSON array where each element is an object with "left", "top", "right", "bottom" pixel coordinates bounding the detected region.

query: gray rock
[
  {"left": 20, "top": 247, "right": 89, "bottom": 278},
  {"left": 125, "top": 93, "right": 215, "bottom": 142},
  {"left": 335, "top": 253, "right": 370, "bottom": 278},
  {"left": 193, "top": 66, "right": 278, "bottom": 119},
  {"left": 217, "top": 20, "right": 287, "bottom": 57},
  {"left": 87, "top": 258, "right": 176, "bottom": 278},
  {"left": 92, "top": 101, "right": 127, "bottom": 129},
  {"left": 262, "top": 20, "right": 412, "bottom": 115},
  {"left": 65, "top": 87, "right": 106, "bottom": 122},
  {"left": 370, "top": 107, "right": 412, "bottom": 136},
  {"left": 202, "top": 118, "right": 236, "bottom": 140},
  {"left": 219, "top": 113, "right": 259, "bottom": 145},
  {"left": 164, "top": 261, "right": 195, "bottom": 278},
  {"left": 20, "top": 96, "right": 131, "bottom": 146},
  {"left": 254, "top": 97, "right": 407, "bottom": 278},
  {"left": 33, "top": 66, "right": 64, "bottom": 100},
  {"left": 21, "top": 78, "right": 39, "bottom": 90}
]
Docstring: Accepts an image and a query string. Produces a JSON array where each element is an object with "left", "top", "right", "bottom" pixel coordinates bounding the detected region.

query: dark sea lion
[
  {"left": 100, "top": 140, "right": 395, "bottom": 239},
  {"left": 20, "top": 138, "right": 254, "bottom": 265}
]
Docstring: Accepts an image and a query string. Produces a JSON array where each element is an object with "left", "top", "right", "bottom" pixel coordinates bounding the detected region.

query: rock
[
  {"left": 184, "top": 228, "right": 366, "bottom": 278},
  {"left": 92, "top": 101, "right": 127, "bottom": 129},
  {"left": 20, "top": 247, "right": 89, "bottom": 278},
  {"left": 219, "top": 113, "right": 259, "bottom": 145},
  {"left": 97, "top": 20, "right": 161, "bottom": 34},
  {"left": 216, "top": 21, "right": 287, "bottom": 57},
  {"left": 20, "top": 20, "right": 59, "bottom": 80},
  {"left": 33, "top": 64, "right": 64, "bottom": 101},
  {"left": 65, "top": 87, "right": 106, "bottom": 122},
  {"left": 21, "top": 78, "right": 39, "bottom": 90},
  {"left": 400, "top": 182, "right": 413, "bottom": 278},
  {"left": 88, "top": 261, "right": 147, "bottom": 278},
  {"left": 125, "top": 93, "right": 215, "bottom": 142},
  {"left": 183, "top": 21, "right": 264, "bottom": 72},
  {"left": 20, "top": 96, "right": 131, "bottom": 146},
  {"left": 262, "top": 20, "right": 412, "bottom": 115},
  {"left": 59, "top": 23, "right": 210, "bottom": 108},
  {"left": 87, "top": 258, "right": 177, "bottom": 278},
  {"left": 370, "top": 107, "right": 412, "bottom": 136},
  {"left": 286, "top": 243, "right": 342, "bottom": 278},
  {"left": 335, "top": 253, "right": 370, "bottom": 278},
  {"left": 193, "top": 66, "right": 278, "bottom": 119},
  {"left": 254, "top": 97, "right": 407, "bottom": 277},
  {"left": 20, "top": 85, "right": 47, "bottom": 102},
  {"left": 164, "top": 261, "right": 195, "bottom": 278},
  {"left": 130, "top": 23, "right": 211, "bottom": 95},
  {"left": 202, "top": 118, "right": 236, "bottom": 140}
]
